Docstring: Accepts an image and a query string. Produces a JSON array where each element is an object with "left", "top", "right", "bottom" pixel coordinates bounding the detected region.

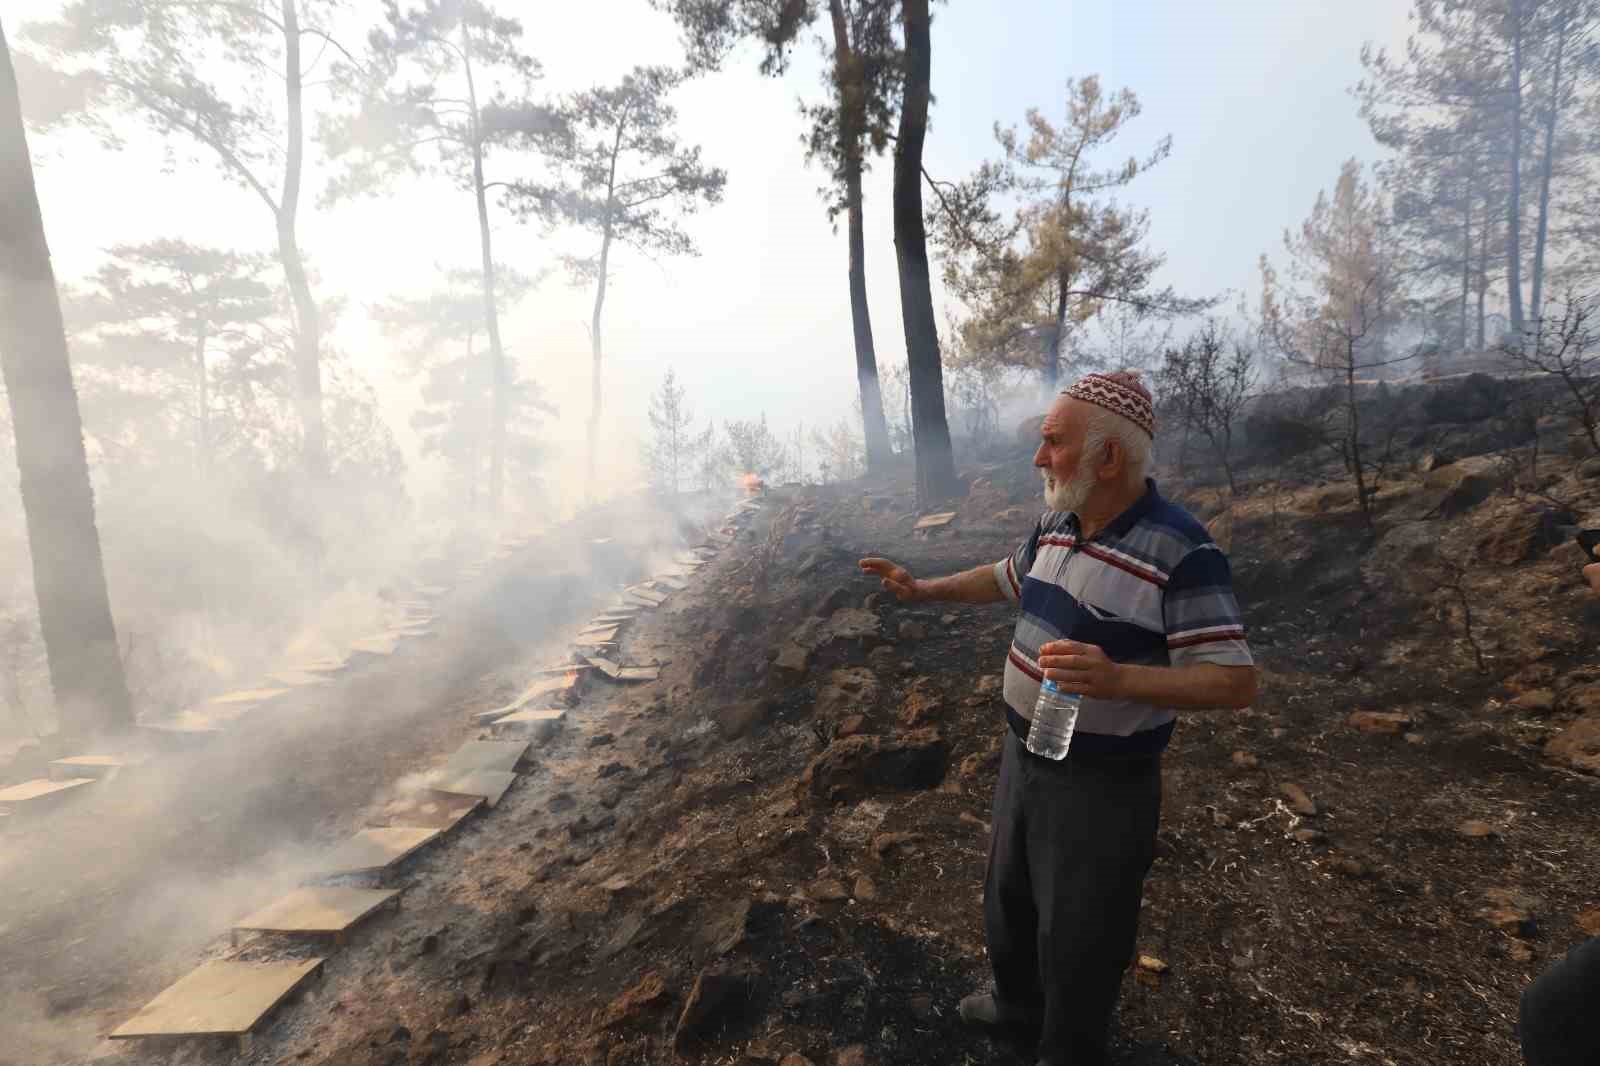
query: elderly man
[{"left": 861, "top": 371, "right": 1257, "bottom": 1066}]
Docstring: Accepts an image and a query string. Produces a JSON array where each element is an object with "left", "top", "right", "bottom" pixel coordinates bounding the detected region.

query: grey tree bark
[{"left": 0, "top": 18, "right": 133, "bottom": 738}]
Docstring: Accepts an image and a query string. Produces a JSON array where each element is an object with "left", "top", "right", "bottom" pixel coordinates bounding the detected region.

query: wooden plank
[
  {"left": 49, "top": 754, "right": 146, "bottom": 781},
  {"left": 626, "top": 587, "right": 668, "bottom": 607},
  {"left": 444, "top": 740, "right": 528, "bottom": 775},
  {"left": 373, "top": 789, "right": 482, "bottom": 831},
  {"left": 575, "top": 624, "right": 620, "bottom": 643},
  {"left": 913, "top": 511, "right": 958, "bottom": 530},
  {"left": 207, "top": 688, "right": 289, "bottom": 708},
  {"left": 109, "top": 958, "right": 324, "bottom": 1041},
  {"left": 233, "top": 887, "right": 399, "bottom": 941},
  {"left": 616, "top": 665, "right": 662, "bottom": 683},
  {"left": 584, "top": 655, "right": 622, "bottom": 679},
  {"left": 655, "top": 575, "right": 689, "bottom": 591},
  {"left": 0, "top": 777, "right": 96, "bottom": 808},
  {"left": 265, "top": 670, "right": 331, "bottom": 689},
  {"left": 432, "top": 769, "right": 516, "bottom": 808},
  {"left": 308, "top": 827, "right": 440, "bottom": 879},
  {"left": 350, "top": 634, "right": 400, "bottom": 657},
  {"left": 489, "top": 708, "right": 566, "bottom": 739}
]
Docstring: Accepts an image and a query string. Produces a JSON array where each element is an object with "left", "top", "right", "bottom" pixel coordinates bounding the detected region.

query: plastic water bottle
[{"left": 1025, "top": 679, "right": 1081, "bottom": 760}]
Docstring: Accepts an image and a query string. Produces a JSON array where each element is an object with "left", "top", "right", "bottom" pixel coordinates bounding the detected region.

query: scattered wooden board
[
  {"left": 444, "top": 739, "right": 528, "bottom": 775},
  {"left": 572, "top": 636, "right": 620, "bottom": 652},
  {"left": 432, "top": 769, "right": 516, "bottom": 808},
  {"left": 373, "top": 789, "right": 482, "bottom": 830},
  {"left": 208, "top": 688, "right": 289, "bottom": 708},
  {"left": 109, "top": 958, "right": 324, "bottom": 1048},
  {"left": 490, "top": 708, "right": 566, "bottom": 739},
  {"left": 413, "top": 584, "right": 449, "bottom": 599},
  {"left": 233, "top": 887, "right": 399, "bottom": 945},
  {"left": 290, "top": 655, "right": 350, "bottom": 677},
  {"left": 575, "top": 624, "right": 621, "bottom": 643},
  {"left": 266, "top": 670, "right": 331, "bottom": 689},
  {"left": 529, "top": 663, "right": 590, "bottom": 677},
  {"left": 0, "top": 777, "right": 96, "bottom": 810},
  {"left": 49, "top": 754, "right": 146, "bottom": 781},
  {"left": 617, "top": 665, "right": 662, "bottom": 683},
  {"left": 913, "top": 511, "right": 958, "bottom": 530},
  {"left": 655, "top": 575, "right": 689, "bottom": 591},
  {"left": 138, "top": 714, "right": 225, "bottom": 745},
  {"left": 308, "top": 826, "right": 440, "bottom": 880},
  {"left": 350, "top": 634, "right": 401, "bottom": 657},
  {"left": 625, "top": 587, "right": 668, "bottom": 607}
]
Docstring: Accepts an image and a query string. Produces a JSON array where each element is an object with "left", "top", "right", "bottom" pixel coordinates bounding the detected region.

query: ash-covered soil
[{"left": 24, "top": 413, "right": 1600, "bottom": 1066}]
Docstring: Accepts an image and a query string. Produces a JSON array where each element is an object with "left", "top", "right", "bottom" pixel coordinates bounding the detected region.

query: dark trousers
[
  {"left": 1521, "top": 936, "right": 1600, "bottom": 1065},
  {"left": 985, "top": 730, "right": 1161, "bottom": 1066}
]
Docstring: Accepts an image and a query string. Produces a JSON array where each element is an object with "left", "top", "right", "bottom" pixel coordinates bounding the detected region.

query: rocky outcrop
[{"left": 799, "top": 728, "right": 949, "bottom": 804}]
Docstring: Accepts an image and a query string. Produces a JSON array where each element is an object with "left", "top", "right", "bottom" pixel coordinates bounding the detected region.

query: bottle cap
[{"left": 1041, "top": 679, "right": 1058, "bottom": 693}]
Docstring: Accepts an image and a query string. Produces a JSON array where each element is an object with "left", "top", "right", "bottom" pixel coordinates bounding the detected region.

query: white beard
[{"left": 1042, "top": 462, "right": 1096, "bottom": 513}]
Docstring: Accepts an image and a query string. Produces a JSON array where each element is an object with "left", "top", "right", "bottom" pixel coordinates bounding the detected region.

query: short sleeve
[
  {"left": 993, "top": 518, "right": 1044, "bottom": 604},
  {"left": 1163, "top": 544, "right": 1254, "bottom": 667}
]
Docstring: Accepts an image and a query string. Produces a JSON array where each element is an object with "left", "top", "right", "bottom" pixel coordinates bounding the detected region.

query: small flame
[{"left": 739, "top": 472, "right": 765, "bottom": 495}]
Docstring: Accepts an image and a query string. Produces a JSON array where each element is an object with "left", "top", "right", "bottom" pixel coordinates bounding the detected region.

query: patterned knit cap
[{"left": 1062, "top": 371, "right": 1155, "bottom": 440}]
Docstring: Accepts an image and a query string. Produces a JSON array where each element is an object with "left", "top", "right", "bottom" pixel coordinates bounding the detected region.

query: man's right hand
[{"left": 859, "top": 557, "right": 922, "bottom": 602}]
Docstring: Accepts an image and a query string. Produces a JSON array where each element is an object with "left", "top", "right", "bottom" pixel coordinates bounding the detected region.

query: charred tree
[
  {"left": 0, "top": 19, "right": 132, "bottom": 737},
  {"left": 892, "top": 0, "right": 958, "bottom": 504}
]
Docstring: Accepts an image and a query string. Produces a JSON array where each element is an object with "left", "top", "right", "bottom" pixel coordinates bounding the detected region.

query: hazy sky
[{"left": 10, "top": 0, "right": 1412, "bottom": 503}]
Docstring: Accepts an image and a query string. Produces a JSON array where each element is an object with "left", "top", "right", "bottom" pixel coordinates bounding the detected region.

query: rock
[
  {"left": 1457, "top": 819, "right": 1497, "bottom": 839},
  {"left": 1230, "top": 750, "right": 1259, "bottom": 770},
  {"left": 798, "top": 728, "right": 949, "bottom": 804},
  {"left": 589, "top": 732, "right": 616, "bottom": 748},
  {"left": 805, "top": 879, "right": 849, "bottom": 903},
  {"left": 1477, "top": 505, "right": 1567, "bottom": 566},
  {"left": 1418, "top": 451, "right": 1455, "bottom": 473},
  {"left": 1564, "top": 684, "right": 1600, "bottom": 717},
  {"left": 897, "top": 678, "right": 942, "bottom": 728},
  {"left": 673, "top": 966, "right": 755, "bottom": 1053},
  {"left": 1546, "top": 713, "right": 1600, "bottom": 774},
  {"left": 863, "top": 592, "right": 884, "bottom": 610},
  {"left": 869, "top": 831, "right": 920, "bottom": 862},
  {"left": 1504, "top": 663, "right": 1557, "bottom": 695},
  {"left": 1577, "top": 909, "right": 1600, "bottom": 937},
  {"left": 698, "top": 899, "right": 753, "bottom": 957},
  {"left": 815, "top": 668, "right": 882, "bottom": 722},
  {"left": 597, "top": 761, "right": 628, "bottom": 780},
  {"left": 816, "top": 586, "right": 855, "bottom": 618},
  {"left": 715, "top": 700, "right": 771, "bottom": 740},
  {"left": 1348, "top": 710, "right": 1413, "bottom": 735},
  {"left": 1480, "top": 888, "right": 1541, "bottom": 938},
  {"left": 1332, "top": 857, "right": 1370, "bottom": 878},
  {"left": 774, "top": 644, "right": 812, "bottom": 678},
  {"left": 852, "top": 875, "right": 877, "bottom": 902},
  {"left": 1291, "top": 827, "right": 1325, "bottom": 844},
  {"left": 1280, "top": 783, "right": 1318, "bottom": 816},
  {"left": 834, "top": 1047, "right": 869, "bottom": 1066},
  {"left": 1404, "top": 732, "right": 1426, "bottom": 746},
  {"left": 1422, "top": 455, "right": 1499, "bottom": 517},
  {"left": 898, "top": 620, "right": 929, "bottom": 641},
  {"left": 1509, "top": 941, "right": 1537, "bottom": 964},
  {"left": 959, "top": 749, "right": 997, "bottom": 779},
  {"left": 778, "top": 1056, "right": 815, "bottom": 1066},
  {"left": 1211, "top": 810, "right": 1232, "bottom": 828},
  {"left": 836, "top": 715, "right": 866, "bottom": 737},
  {"left": 975, "top": 674, "right": 1002, "bottom": 697},
  {"left": 1137, "top": 955, "right": 1169, "bottom": 974},
  {"left": 603, "top": 972, "right": 667, "bottom": 1029}
]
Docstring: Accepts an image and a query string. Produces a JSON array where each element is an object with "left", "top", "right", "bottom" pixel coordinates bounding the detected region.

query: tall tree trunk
[
  {"left": 587, "top": 114, "right": 626, "bottom": 497},
  {"left": 829, "top": 0, "right": 892, "bottom": 474},
  {"left": 1506, "top": 0, "right": 1526, "bottom": 339},
  {"left": 0, "top": 19, "right": 132, "bottom": 738},
  {"left": 1529, "top": 5, "right": 1569, "bottom": 331},
  {"left": 461, "top": 24, "right": 507, "bottom": 515},
  {"left": 1459, "top": 173, "right": 1471, "bottom": 360},
  {"left": 1477, "top": 189, "right": 1491, "bottom": 349},
  {"left": 892, "top": 0, "right": 958, "bottom": 506},
  {"left": 1050, "top": 276, "right": 1070, "bottom": 389},
  {"left": 587, "top": 219, "right": 612, "bottom": 494},
  {"left": 194, "top": 320, "right": 210, "bottom": 473},
  {"left": 278, "top": 0, "right": 328, "bottom": 481}
]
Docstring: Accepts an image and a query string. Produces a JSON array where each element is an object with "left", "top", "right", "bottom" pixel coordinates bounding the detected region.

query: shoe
[{"left": 958, "top": 991, "right": 1043, "bottom": 1029}]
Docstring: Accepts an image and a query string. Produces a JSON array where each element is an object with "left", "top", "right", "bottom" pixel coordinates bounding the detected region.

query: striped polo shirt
[{"left": 991, "top": 479, "right": 1253, "bottom": 757}]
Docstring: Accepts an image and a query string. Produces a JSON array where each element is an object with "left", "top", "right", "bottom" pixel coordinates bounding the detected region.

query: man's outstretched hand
[{"left": 860, "top": 557, "right": 922, "bottom": 602}]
